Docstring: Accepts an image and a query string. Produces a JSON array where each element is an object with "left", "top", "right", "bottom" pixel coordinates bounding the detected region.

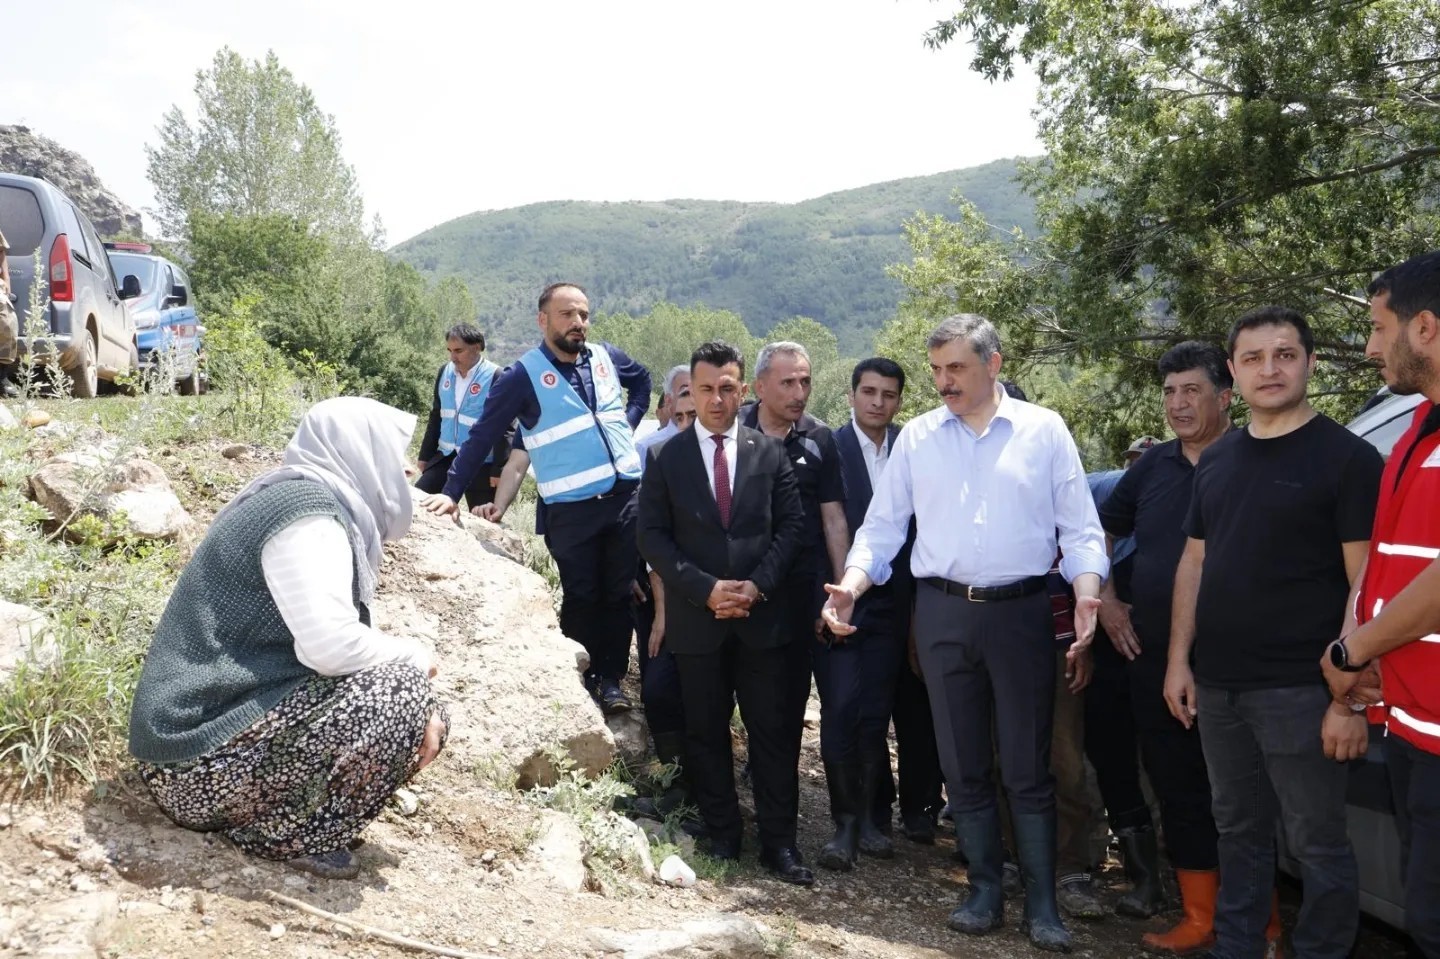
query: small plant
[{"left": 526, "top": 745, "right": 652, "bottom": 893}]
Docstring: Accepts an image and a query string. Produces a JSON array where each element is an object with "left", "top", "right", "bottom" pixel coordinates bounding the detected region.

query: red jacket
[{"left": 1358, "top": 401, "right": 1440, "bottom": 755}]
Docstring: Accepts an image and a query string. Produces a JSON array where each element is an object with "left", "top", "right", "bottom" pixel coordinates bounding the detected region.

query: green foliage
[
  {"left": 146, "top": 47, "right": 365, "bottom": 241},
  {"left": 591, "top": 302, "right": 759, "bottom": 388},
  {"left": 203, "top": 295, "right": 304, "bottom": 443},
  {"left": 921, "top": 0, "right": 1440, "bottom": 440},
  {"left": 394, "top": 161, "right": 1038, "bottom": 359},
  {"left": 526, "top": 747, "right": 648, "bottom": 893}
]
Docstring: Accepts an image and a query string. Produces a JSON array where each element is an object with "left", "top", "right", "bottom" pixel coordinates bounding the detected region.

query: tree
[
  {"left": 764, "top": 316, "right": 852, "bottom": 426},
  {"left": 146, "top": 47, "right": 365, "bottom": 241},
  {"left": 591, "top": 303, "right": 760, "bottom": 400},
  {"left": 919, "top": 0, "right": 1440, "bottom": 435}
]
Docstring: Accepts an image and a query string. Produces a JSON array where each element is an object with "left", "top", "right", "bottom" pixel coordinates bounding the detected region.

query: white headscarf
[{"left": 216, "top": 396, "right": 417, "bottom": 603}]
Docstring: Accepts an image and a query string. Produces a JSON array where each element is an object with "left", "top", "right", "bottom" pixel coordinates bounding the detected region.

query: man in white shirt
[{"left": 822, "top": 315, "right": 1107, "bottom": 952}]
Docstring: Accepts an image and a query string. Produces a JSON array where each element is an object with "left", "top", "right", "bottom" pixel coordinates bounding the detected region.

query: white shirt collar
[
  {"left": 851, "top": 412, "right": 889, "bottom": 454},
  {"left": 704, "top": 417, "right": 741, "bottom": 446}
]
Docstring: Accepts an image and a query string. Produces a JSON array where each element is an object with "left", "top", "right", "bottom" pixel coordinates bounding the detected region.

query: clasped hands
[{"left": 707, "top": 579, "right": 761, "bottom": 619}]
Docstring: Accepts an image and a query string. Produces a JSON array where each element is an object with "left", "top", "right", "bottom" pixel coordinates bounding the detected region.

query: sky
[{"left": 6, "top": 1, "right": 1041, "bottom": 246}]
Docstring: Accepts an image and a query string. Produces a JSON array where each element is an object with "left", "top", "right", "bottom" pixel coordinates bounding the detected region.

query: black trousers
[
  {"left": 811, "top": 611, "right": 904, "bottom": 765},
  {"left": 414, "top": 453, "right": 495, "bottom": 510},
  {"left": 1387, "top": 734, "right": 1440, "bottom": 959},
  {"left": 543, "top": 490, "right": 637, "bottom": 685},
  {"left": 632, "top": 570, "right": 684, "bottom": 737},
  {"left": 674, "top": 635, "right": 808, "bottom": 849},
  {"left": 889, "top": 653, "right": 945, "bottom": 821},
  {"left": 1130, "top": 648, "right": 1218, "bottom": 870},
  {"left": 1084, "top": 631, "right": 1153, "bottom": 833},
  {"left": 913, "top": 583, "right": 1056, "bottom": 815}
]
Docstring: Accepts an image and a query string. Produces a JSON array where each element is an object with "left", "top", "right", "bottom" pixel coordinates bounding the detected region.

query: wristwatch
[{"left": 1328, "top": 638, "right": 1368, "bottom": 673}]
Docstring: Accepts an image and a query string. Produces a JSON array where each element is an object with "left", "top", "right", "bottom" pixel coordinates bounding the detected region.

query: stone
[
  {"left": 391, "top": 787, "right": 420, "bottom": 816},
  {"left": 612, "top": 813, "right": 656, "bottom": 880},
  {"left": 0, "top": 405, "right": 15, "bottom": 429},
  {"left": 270, "top": 923, "right": 286, "bottom": 939},
  {"left": 803, "top": 708, "right": 821, "bottom": 730},
  {"left": 606, "top": 710, "right": 652, "bottom": 766},
  {"left": 0, "top": 600, "right": 55, "bottom": 680},
  {"left": 0, "top": 125, "right": 144, "bottom": 236},
  {"left": 528, "top": 811, "right": 587, "bottom": 893},
  {"left": 28, "top": 453, "right": 193, "bottom": 543},
  {"left": 21, "top": 408, "right": 49, "bottom": 429},
  {"left": 459, "top": 512, "right": 527, "bottom": 564},
  {"left": 219, "top": 444, "right": 250, "bottom": 460},
  {"left": 586, "top": 914, "right": 767, "bottom": 959},
  {"left": 32, "top": 891, "right": 119, "bottom": 956}
]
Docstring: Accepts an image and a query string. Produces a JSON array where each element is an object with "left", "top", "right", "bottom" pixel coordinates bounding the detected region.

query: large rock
[
  {"left": 459, "top": 513, "right": 526, "bottom": 564},
  {"left": 606, "top": 709, "right": 652, "bottom": 767},
  {"left": 28, "top": 452, "right": 193, "bottom": 543},
  {"left": 0, "top": 125, "right": 143, "bottom": 237},
  {"left": 586, "top": 915, "right": 768, "bottom": 959},
  {"left": 372, "top": 490, "right": 614, "bottom": 789},
  {"left": 0, "top": 600, "right": 54, "bottom": 679}
]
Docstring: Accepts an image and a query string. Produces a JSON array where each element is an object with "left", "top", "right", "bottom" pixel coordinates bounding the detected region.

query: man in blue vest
[
  {"left": 415, "top": 324, "right": 509, "bottom": 510},
  {"left": 423, "top": 283, "right": 652, "bottom": 714}
]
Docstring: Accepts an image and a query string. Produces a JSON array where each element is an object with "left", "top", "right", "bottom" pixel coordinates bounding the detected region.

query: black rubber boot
[
  {"left": 818, "top": 759, "right": 860, "bottom": 871},
  {"left": 857, "top": 748, "right": 895, "bottom": 858},
  {"left": 1013, "top": 811, "right": 1072, "bottom": 952},
  {"left": 948, "top": 807, "right": 1005, "bottom": 935},
  {"left": 1115, "top": 825, "right": 1165, "bottom": 919}
]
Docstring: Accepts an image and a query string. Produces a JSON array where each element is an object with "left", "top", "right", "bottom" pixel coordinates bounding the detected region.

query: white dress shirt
[
  {"left": 635, "top": 420, "right": 679, "bottom": 474},
  {"left": 699, "top": 417, "right": 739, "bottom": 500},
  {"left": 847, "top": 391, "right": 1109, "bottom": 587},
  {"left": 852, "top": 412, "right": 890, "bottom": 489},
  {"left": 452, "top": 363, "right": 479, "bottom": 409},
  {"left": 261, "top": 515, "right": 432, "bottom": 676}
]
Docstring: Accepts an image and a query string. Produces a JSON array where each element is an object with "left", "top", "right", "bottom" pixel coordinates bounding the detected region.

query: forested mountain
[{"left": 392, "top": 158, "right": 1035, "bottom": 357}]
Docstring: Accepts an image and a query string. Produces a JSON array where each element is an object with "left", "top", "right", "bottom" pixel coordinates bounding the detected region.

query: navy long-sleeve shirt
[{"left": 442, "top": 340, "right": 652, "bottom": 502}]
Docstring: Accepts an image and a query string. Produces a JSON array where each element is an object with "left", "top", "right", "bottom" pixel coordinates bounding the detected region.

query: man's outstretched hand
[{"left": 421, "top": 493, "right": 460, "bottom": 520}]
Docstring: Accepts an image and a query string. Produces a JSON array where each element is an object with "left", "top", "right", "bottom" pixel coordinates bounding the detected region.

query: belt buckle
[{"left": 966, "top": 584, "right": 986, "bottom": 603}]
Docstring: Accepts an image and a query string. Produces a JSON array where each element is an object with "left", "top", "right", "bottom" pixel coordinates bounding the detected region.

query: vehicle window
[
  {"left": 77, "top": 213, "right": 115, "bottom": 289},
  {"left": 55, "top": 202, "right": 84, "bottom": 249},
  {"left": 106, "top": 253, "right": 158, "bottom": 293},
  {"left": 0, "top": 185, "right": 45, "bottom": 256},
  {"left": 65, "top": 203, "right": 97, "bottom": 266},
  {"left": 158, "top": 264, "right": 174, "bottom": 299},
  {"left": 1360, "top": 412, "right": 1418, "bottom": 461},
  {"left": 172, "top": 265, "right": 191, "bottom": 291}
]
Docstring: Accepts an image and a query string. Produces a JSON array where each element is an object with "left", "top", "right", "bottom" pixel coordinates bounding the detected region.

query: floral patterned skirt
[{"left": 138, "top": 661, "right": 448, "bottom": 860}]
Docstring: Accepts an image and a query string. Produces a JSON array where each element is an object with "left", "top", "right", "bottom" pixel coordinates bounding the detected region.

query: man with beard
[
  {"left": 1167, "top": 307, "right": 1380, "bottom": 959},
  {"left": 1323, "top": 250, "right": 1440, "bottom": 959},
  {"left": 423, "top": 283, "right": 651, "bottom": 714}
]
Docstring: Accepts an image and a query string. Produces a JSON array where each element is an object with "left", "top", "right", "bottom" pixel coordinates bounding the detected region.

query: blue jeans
[
  {"left": 1387, "top": 735, "right": 1440, "bottom": 958},
  {"left": 1197, "top": 684, "right": 1358, "bottom": 959}
]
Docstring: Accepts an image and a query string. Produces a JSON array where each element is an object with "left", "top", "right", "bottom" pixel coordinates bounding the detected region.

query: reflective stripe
[
  {"left": 527, "top": 413, "right": 596, "bottom": 450},
  {"left": 1421, "top": 634, "right": 1440, "bottom": 644},
  {"left": 1391, "top": 706, "right": 1440, "bottom": 738},
  {"left": 1378, "top": 542, "right": 1440, "bottom": 559},
  {"left": 440, "top": 410, "right": 456, "bottom": 419},
  {"left": 597, "top": 408, "right": 628, "bottom": 425},
  {"left": 536, "top": 462, "right": 616, "bottom": 499},
  {"left": 457, "top": 414, "right": 477, "bottom": 427}
]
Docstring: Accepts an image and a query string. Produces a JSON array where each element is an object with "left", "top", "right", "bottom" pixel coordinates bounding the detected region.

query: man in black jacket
[{"left": 638, "top": 340, "right": 811, "bottom": 884}]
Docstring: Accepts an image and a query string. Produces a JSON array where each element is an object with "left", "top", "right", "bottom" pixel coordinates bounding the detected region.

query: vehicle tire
[
  {"left": 66, "top": 329, "right": 98, "bottom": 399},
  {"left": 177, "top": 353, "right": 201, "bottom": 396}
]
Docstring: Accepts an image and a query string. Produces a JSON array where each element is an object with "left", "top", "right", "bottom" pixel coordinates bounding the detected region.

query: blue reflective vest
[
  {"left": 519, "top": 345, "right": 641, "bottom": 503},
  {"left": 437, "top": 359, "right": 499, "bottom": 456}
]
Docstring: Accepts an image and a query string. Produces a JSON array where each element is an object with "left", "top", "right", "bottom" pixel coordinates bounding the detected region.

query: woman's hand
[{"left": 416, "top": 713, "right": 446, "bottom": 772}]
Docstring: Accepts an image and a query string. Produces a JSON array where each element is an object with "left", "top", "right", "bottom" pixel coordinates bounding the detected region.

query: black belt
[{"left": 921, "top": 575, "right": 1047, "bottom": 603}]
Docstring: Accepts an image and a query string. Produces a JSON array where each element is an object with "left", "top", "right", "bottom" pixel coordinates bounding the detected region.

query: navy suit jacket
[{"left": 835, "top": 421, "right": 915, "bottom": 632}]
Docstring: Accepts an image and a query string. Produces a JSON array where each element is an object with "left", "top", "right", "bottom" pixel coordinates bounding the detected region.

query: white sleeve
[{"left": 261, "top": 515, "right": 432, "bottom": 677}]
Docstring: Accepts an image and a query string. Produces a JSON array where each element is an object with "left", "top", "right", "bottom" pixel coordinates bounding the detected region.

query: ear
[
  {"left": 535, "top": 311, "right": 546, "bottom": 331},
  {"left": 988, "top": 351, "right": 1003, "bottom": 378},
  {"left": 1413, "top": 309, "right": 1440, "bottom": 346},
  {"left": 1219, "top": 388, "right": 1234, "bottom": 410},
  {"left": 1305, "top": 351, "right": 1318, "bottom": 375},
  {"left": 1227, "top": 358, "right": 1237, "bottom": 381},
  {"left": 739, "top": 381, "right": 750, "bottom": 401}
]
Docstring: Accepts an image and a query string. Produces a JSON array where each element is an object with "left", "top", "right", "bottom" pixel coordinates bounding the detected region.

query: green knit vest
[{"left": 128, "top": 479, "right": 368, "bottom": 764}]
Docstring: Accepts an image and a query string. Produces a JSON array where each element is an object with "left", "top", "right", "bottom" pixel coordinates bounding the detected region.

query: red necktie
[{"left": 712, "top": 433, "right": 732, "bottom": 528}]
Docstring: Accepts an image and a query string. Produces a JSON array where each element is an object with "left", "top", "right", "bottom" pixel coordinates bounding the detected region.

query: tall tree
[
  {"left": 919, "top": 0, "right": 1440, "bottom": 427},
  {"left": 146, "top": 48, "right": 365, "bottom": 240}
]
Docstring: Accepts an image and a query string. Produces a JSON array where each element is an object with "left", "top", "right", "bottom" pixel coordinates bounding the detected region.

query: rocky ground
[{"left": 0, "top": 420, "right": 1419, "bottom": 959}]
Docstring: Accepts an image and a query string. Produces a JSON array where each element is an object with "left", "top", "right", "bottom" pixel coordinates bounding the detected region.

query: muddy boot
[
  {"left": 948, "top": 807, "right": 1005, "bottom": 935},
  {"left": 818, "top": 759, "right": 860, "bottom": 871},
  {"left": 1013, "top": 811, "right": 1072, "bottom": 952},
  {"left": 1116, "top": 825, "right": 1165, "bottom": 919},
  {"left": 857, "top": 749, "right": 894, "bottom": 859},
  {"left": 1142, "top": 868, "right": 1217, "bottom": 954}
]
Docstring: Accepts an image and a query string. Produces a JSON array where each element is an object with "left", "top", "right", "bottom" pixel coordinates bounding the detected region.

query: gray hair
[
  {"left": 926, "top": 314, "right": 1002, "bottom": 363},
  {"left": 662, "top": 364, "right": 689, "bottom": 398},
  {"left": 755, "top": 341, "right": 811, "bottom": 379}
]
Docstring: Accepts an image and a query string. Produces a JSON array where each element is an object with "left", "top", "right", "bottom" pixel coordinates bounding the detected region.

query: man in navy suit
[
  {"left": 637, "top": 340, "right": 812, "bottom": 884},
  {"left": 816, "top": 357, "right": 940, "bottom": 868}
]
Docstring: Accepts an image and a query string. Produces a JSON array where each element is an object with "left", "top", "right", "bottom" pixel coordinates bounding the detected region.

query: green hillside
[{"left": 392, "top": 157, "right": 1035, "bottom": 358}]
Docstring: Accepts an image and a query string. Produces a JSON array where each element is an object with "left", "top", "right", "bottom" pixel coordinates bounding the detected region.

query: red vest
[{"left": 1357, "top": 401, "right": 1440, "bottom": 755}]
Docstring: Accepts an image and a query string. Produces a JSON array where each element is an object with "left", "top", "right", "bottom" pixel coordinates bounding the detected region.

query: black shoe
[
  {"left": 599, "top": 680, "right": 632, "bottom": 715},
  {"left": 287, "top": 849, "right": 360, "bottom": 880},
  {"left": 706, "top": 836, "right": 741, "bottom": 861},
  {"left": 760, "top": 846, "right": 815, "bottom": 887},
  {"left": 902, "top": 811, "right": 937, "bottom": 845}
]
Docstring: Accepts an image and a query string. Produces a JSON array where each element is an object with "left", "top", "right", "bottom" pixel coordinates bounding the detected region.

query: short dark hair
[
  {"left": 850, "top": 357, "right": 906, "bottom": 393},
  {"left": 1368, "top": 251, "right": 1440, "bottom": 324},
  {"left": 538, "top": 282, "right": 586, "bottom": 311},
  {"left": 445, "top": 323, "right": 485, "bottom": 349},
  {"left": 691, "top": 340, "right": 745, "bottom": 379},
  {"left": 1226, "top": 306, "right": 1315, "bottom": 358},
  {"left": 1001, "top": 380, "right": 1028, "bottom": 402},
  {"left": 1157, "top": 340, "right": 1231, "bottom": 391}
]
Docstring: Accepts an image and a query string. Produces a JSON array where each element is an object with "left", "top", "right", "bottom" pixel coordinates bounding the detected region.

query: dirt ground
[{"left": 0, "top": 437, "right": 1419, "bottom": 958}]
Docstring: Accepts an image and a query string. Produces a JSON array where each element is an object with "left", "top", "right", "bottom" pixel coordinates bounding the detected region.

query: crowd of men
[{"left": 417, "top": 252, "right": 1440, "bottom": 958}]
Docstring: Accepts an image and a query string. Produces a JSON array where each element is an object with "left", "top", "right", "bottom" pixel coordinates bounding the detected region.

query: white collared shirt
[
  {"left": 699, "top": 417, "right": 740, "bottom": 499},
  {"left": 852, "top": 412, "right": 890, "bottom": 489},
  {"left": 847, "top": 390, "right": 1109, "bottom": 587},
  {"left": 452, "top": 362, "right": 479, "bottom": 409}
]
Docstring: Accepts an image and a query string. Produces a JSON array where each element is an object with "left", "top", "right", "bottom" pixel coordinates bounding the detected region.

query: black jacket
[
  {"left": 834, "top": 421, "right": 914, "bottom": 631},
  {"left": 638, "top": 425, "right": 805, "bottom": 654}
]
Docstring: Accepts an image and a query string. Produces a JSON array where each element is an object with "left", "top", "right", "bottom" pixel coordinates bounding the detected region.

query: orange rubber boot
[
  {"left": 1264, "top": 890, "right": 1284, "bottom": 958},
  {"left": 1142, "top": 868, "right": 1217, "bottom": 954}
]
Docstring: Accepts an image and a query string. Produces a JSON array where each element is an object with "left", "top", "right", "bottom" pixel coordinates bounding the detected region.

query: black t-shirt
[
  {"left": 1100, "top": 439, "right": 1198, "bottom": 648},
  {"left": 1183, "top": 414, "right": 1383, "bottom": 690},
  {"left": 741, "top": 405, "right": 844, "bottom": 580}
]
